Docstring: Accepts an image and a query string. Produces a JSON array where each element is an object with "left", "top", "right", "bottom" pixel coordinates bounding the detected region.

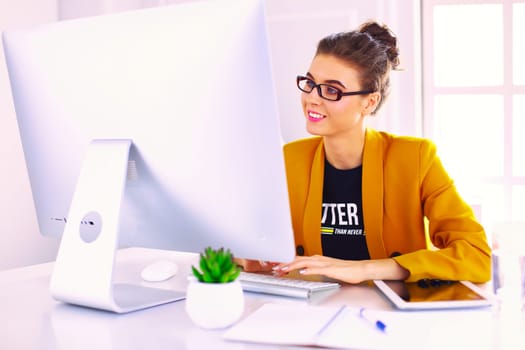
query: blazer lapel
[
  {"left": 362, "top": 129, "right": 388, "bottom": 258},
  {"left": 302, "top": 141, "right": 325, "bottom": 256}
]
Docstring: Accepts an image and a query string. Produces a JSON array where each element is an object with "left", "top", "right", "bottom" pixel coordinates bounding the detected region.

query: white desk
[{"left": 1, "top": 248, "right": 523, "bottom": 350}]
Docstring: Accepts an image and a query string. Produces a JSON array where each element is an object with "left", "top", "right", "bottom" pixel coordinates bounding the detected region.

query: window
[{"left": 423, "top": 0, "right": 525, "bottom": 225}]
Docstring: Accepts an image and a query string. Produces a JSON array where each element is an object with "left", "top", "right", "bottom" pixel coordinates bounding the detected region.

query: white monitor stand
[{"left": 49, "top": 140, "right": 185, "bottom": 313}]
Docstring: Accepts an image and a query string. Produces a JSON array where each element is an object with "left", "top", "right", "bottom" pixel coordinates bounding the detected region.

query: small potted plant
[{"left": 185, "top": 247, "right": 244, "bottom": 329}]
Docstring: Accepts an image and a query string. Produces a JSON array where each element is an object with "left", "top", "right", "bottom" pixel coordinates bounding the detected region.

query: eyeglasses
[{"left": 296, "top": 75, "right": 375, "bottom": 102}]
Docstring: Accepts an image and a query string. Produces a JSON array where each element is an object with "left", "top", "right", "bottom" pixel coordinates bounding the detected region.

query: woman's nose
[{"left": 303, "top": 87, "right": 323, "bottom": 104}]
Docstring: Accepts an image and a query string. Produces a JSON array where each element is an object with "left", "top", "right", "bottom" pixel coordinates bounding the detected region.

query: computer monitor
[{"left": 2, "top": 0, "right": 295, "bottom": 312}]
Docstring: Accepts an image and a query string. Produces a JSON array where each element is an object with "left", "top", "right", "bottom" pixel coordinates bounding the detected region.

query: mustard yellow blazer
[{"left": 283, "top": 128, "right": 491, "bottom": 283}]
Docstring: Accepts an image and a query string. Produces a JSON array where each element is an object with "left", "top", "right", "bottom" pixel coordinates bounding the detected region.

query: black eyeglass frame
[{"left": 296, "top": 75, "right": 376, "bottom": 101}]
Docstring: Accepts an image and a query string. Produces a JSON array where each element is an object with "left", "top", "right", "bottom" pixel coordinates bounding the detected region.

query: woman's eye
[
  {"left": 305, "top": 80, "right": 316, "bottom": 89},
  {"left": 325, "top": 86, "right": 340, "bottom": 96}
]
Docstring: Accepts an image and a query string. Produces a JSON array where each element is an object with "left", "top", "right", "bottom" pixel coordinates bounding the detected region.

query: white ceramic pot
[{"left": 185, "top": 278, "right": 245, "bottom": 329}]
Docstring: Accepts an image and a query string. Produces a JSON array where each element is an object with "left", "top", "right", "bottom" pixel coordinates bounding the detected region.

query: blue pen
[{"left": 359, "top": 307, "right": 387, "bottom": 332}]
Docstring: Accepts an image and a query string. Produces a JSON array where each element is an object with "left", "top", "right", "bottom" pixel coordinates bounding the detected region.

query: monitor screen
[{"left": 3, "top": 0, "right": 295, "bottom": 312}]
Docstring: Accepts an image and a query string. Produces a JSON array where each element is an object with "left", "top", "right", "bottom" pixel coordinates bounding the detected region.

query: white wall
[
  {"left": 0, "top": 0, "right": 421, "bottom": 269},
  {"left": 0, "top": 0, "right": 60, "bottom": 270}
]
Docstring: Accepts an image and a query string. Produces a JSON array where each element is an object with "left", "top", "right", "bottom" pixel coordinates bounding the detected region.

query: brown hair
[{"left": 316, "top": 21, "right": 400, "bottom": 114}]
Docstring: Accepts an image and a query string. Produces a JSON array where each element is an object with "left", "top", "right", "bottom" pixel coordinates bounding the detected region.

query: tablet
[{"left": 374, "top": 280, "right": 494, "bottom": 310}]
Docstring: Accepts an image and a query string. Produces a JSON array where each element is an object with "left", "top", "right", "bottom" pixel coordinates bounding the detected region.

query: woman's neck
[{"left": 323, "top": 129, "right": 366, "bottom": 170}]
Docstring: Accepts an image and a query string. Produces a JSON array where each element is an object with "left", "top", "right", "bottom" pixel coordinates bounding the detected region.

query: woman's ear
[{"left": 362, "top": 92, "right": 381, "bottom": 115}]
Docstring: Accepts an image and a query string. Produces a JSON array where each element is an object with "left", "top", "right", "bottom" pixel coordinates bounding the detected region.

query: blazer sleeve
[{"left": 393, "top": 140, "right": 492, "bottom": 283}]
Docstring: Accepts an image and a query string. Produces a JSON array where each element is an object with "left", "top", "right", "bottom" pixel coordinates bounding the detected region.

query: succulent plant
[{"left": 191, "top": 247, "right": 241, "bottom": 283}]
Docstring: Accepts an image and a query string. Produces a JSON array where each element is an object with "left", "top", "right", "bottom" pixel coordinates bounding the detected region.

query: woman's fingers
[
  {"left": 276, "top": 255, "right": 328, "bottom": 272},
  {"left": 233, "top": 258, "right": 277, "bottom": 272}
]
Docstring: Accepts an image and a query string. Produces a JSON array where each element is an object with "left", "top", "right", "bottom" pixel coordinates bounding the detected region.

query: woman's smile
[{"left": 307, "top": 110, "right": 326, "bottom": 122}]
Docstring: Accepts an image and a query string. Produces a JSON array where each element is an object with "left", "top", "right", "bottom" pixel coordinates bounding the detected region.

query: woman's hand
[
  {"left": 234, "top": 258, "right": 279, "bottom": 273},
  {"left": 274, "top": 255, "right": 409, "bottom": 284}
]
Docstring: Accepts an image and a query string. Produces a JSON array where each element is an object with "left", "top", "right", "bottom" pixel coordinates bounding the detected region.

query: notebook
[
  {"left": 223, "top": 303, "right": 406, "bottom": 349},
  {"left": 222, "top": 302, "right": 495, "bottom": 349}
]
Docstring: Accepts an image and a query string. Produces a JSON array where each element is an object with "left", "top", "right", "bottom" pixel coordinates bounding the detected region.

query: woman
[{"left": 241, "top": 21, "right": 491, "bottom": 284}]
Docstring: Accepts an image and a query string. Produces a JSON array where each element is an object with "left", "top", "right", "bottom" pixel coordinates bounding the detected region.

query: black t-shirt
[{"left": 321, "top": 159, "right": 370, "bottom": 260}]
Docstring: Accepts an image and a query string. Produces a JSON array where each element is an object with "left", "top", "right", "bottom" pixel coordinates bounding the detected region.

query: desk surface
[{"left": 1, "top": 248, "right": 523, "bottom": 350}]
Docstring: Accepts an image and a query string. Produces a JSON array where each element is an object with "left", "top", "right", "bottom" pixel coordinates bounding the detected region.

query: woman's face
[{"left": 300, "top": 54, "right": 377, "bottom": 138}]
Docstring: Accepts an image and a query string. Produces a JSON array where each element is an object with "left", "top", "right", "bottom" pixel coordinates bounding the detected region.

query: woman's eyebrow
[{"left": 306, "top": 72, "right": 347, "bottom": 89}]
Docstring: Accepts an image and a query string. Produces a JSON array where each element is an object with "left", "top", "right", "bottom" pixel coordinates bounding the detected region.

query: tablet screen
[
  {"left": 374, "top": 280, "right": 493, "bottom": 309},
  {"left": 382, "top": 280, "right": 485, "bottom": 302}
]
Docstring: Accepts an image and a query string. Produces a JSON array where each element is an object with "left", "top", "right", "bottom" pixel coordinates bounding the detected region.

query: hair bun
[{"left": 358, "top": 21, "right": 400, "bottom": 69}]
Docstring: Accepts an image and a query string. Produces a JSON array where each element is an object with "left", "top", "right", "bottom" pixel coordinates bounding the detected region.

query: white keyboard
[{"left": 238, "top": 272, "right": 340, "bottom": 299}]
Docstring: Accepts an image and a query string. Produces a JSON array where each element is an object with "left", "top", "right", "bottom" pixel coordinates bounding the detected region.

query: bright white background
[
  {"left": 422, "top": 0, "right": 525, "bottom": 231},
  {"left": 0, "top": 0, "right": 420, "bottom": 269}
]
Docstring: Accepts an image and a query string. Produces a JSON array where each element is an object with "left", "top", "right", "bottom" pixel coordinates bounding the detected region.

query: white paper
[
  {"left": 222, "top": 302, "right": 498, "bottom": 349},
  {"left": 222, "top": 303, "right": 344, "bottom": 346}
]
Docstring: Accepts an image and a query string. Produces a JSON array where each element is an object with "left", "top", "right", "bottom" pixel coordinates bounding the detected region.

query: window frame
[{"left": 422, "top": 0, "right": 525, "bottom": 222}]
